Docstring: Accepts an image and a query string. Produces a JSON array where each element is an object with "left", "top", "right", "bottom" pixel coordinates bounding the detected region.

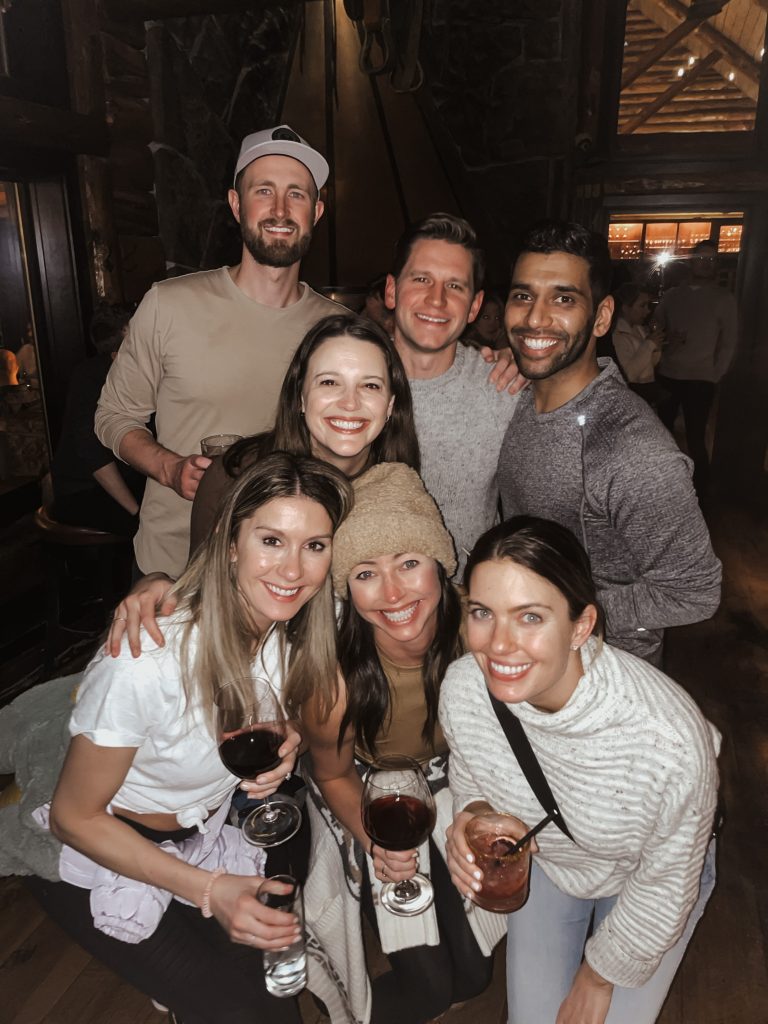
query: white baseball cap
[{"left": 233, "top": 125, "right": 329, "bottom": 190}]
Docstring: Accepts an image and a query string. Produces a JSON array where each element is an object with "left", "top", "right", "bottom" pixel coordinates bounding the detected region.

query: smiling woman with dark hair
[{"left": 442, "top": 515, "right": 720, "bottom": 1024}]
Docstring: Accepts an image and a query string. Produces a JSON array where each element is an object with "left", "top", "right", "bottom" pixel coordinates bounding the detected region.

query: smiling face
[
  {"left": 386, "top": 239, "right": 484, "bottom": 373},
  {"left": 231, "top": 495, "right": 333, "bottom": 632},
  {"left": 228, "top": 154, "right": 323, "bottom": 268},
  {"left": 348, "top": 553, "right": 442, "bottom": 662},
  {"left": 467, "top": 559, "right": 596, "bottom": 713},
  {"left": 301, "top": 336, "right": 395, "bottom": 477},
  {"left": 505, "top": 251, "right": 613, "bottom": 381}
]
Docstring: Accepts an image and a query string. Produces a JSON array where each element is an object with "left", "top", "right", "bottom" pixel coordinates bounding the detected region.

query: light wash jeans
[{"left": 506, "top": 840, "right": 716, "bottom": 1024}]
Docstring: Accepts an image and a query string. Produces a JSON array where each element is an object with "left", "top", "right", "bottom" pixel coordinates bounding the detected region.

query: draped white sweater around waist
[{"left": 438, "top": 640, "right": 720, "bottom": 989}]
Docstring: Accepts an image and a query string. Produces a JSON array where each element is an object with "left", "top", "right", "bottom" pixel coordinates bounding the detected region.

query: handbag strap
[{"left": 489, "top": 693, "right": 574, "bottom": 843}]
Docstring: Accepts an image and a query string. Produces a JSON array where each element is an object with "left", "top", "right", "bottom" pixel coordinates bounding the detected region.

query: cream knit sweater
[{"left": 439, "top": 640, "right": 720, "bottom": 988}]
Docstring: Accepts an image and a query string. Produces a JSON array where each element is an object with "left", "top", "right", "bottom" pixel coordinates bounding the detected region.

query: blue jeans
[{"left": 506, "top": 841, "right": 716, "bottom": 1023}]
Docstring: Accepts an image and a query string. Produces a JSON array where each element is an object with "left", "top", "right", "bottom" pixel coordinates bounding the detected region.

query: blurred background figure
[
  {"left": 655, "top": 242, "right": 739, "bottom": 501},
  {"left": 462, "top": 292, "right": 507, "bottom": 350},
  {"left": 362, "top": 274, "right": 395, "bottom": 336},
  {"left": 611, "top": 281, "right": 664, "bottom": 407},
  {"left": 51, "top": 302, "right": 144, "bottom": 536}
]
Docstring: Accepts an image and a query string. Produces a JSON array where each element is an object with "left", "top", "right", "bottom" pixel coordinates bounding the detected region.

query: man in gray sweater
[
  {"left": 497, "top": 221, "right": 721, "bottom": 663},
  {"left": 385, "top": 214, "right": 521, "bottom": 574}
]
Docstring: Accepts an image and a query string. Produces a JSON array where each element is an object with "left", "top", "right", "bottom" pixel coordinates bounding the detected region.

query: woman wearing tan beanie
[{"left": 303, "top": 463, "right": 503, "bottom": 1024}]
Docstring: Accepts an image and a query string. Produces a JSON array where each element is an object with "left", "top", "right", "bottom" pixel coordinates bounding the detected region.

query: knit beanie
[{"left": 331, "top": 462, "right": 457, "bottom": 596}]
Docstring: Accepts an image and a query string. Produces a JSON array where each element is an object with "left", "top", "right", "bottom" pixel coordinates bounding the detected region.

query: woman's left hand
[
  {"left": 239, "top": 723, "right": 302, "bottom": 799},
  {"left": 556, "top": 960, "right": 614, "bottom": 1024}
]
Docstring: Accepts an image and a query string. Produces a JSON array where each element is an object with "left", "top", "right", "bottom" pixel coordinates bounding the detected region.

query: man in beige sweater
[{"left": 96, "top": 126, "right": 341, "bottom": 579}]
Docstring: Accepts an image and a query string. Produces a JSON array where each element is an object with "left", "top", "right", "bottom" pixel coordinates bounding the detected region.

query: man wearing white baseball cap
[{"left": 96, "top": 124, "right": 340, "bottom": 581}]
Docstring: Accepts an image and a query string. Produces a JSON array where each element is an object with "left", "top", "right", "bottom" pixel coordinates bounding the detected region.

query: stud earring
[{"left": 570, "top": 644, "right": 580, "bottom": 651}]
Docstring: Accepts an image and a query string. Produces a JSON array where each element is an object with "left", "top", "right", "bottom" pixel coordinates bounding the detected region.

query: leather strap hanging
[{"left": 488, "top": 692, "right": 574, "bottom": 843}]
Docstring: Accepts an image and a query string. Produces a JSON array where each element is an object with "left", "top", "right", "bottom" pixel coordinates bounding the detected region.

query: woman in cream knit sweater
[{"left": 441, "top": 515, "right": 719, "bottom": 1024}]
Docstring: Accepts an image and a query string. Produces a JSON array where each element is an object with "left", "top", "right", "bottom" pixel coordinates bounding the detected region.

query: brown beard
[{"left": 241, "top": 219, "right": 313, "bottom": 268}]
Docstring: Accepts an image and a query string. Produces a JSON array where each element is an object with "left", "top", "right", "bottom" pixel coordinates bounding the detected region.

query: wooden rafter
[
  {"left": 650, "top": 0, "right": 761, "bottom": 85},
  {"left": 0, "top": 94, "right": 110, "bottom": 155},
  {"left": 623, "top": 48, "right": 722, "bottom": 132},
  {"left": 622, "top": 18, "right": 708, "bottom": 88}
]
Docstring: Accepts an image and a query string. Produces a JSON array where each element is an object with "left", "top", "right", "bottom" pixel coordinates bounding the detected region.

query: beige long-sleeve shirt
[{"left": 95, "top": 267, "right": 340, "bottom": 577}]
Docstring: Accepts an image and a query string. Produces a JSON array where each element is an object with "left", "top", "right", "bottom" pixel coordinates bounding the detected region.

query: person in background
[
  {"left": 442, "top": 515, "right": 719, "bottom": 1024},
  {"left": 362, "top": 274, "right": 395, "bottom": 337},
  {"left": 463, "top": 292, "right": 507, "bottom": 350},
  {"left": 95, "top": 125, "right": 341, "bottom": 580},
  {"left": 611, "top": 282, "right": 664, "bottom": 406},
  {"left": 51, "top": 303, "right": 144, "bottom": 537},
  {"left": 655, "top": 241, "right": 738, "bottom": 500},
  {"left": 25, "top": 453, "right": 352, "bottom": 1024}
]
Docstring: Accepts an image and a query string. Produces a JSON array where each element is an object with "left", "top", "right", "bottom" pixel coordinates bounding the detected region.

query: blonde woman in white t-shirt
[{"left": 25, "top": 452, "right": 351, "bottom": 1024}]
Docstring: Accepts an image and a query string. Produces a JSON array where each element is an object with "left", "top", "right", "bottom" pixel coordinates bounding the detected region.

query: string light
[
  {"left": 677, "top": 67, "right": 685, "bottom": 77},
  {"left": 687, "top": 56, "right": 696, "bottom": 67},
  {"left": 728, "top": 71, "right": 735, "bottom": 82}
]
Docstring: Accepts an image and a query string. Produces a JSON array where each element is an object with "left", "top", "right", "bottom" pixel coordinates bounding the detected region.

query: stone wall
[
  {"left": 420, "top": 0, "right": 584, "bottom": 281},
  {"left": 146, "top": 5, "right": 301, "bottom": 275}
]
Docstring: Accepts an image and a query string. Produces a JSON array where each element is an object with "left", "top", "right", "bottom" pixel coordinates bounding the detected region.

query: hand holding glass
[
  {"left": 465, "top": 812, "right": 532, "bottom": 913},
  {"left": 201, "top": 433, "right": 242, "bottom": 457},
  {"left": 362, "top": 755, "right": 436, "bottom": 916},
  {"left": 215, "top": 679, "right": 301, "bottom": 847},
  {"left": 259, "top": 875, "right": 307, "bottom": 997}
]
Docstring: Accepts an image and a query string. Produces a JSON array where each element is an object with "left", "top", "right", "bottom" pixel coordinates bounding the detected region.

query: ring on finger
[
  {"left": 113, "top": 615, "right": 127, "bottom": 622},
  {"left": 285, "top": 771, "right": 292, "bottom": 781}
]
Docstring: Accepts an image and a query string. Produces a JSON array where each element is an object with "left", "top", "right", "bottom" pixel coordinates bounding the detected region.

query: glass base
[
  {"left": 241, "top": 794, "right": 302, "bottom": 848},
  {"left": 380, "top": 872, "right": 434, "bottom": 917}
]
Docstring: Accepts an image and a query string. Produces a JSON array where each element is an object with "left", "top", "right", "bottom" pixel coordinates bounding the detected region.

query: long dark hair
[
  {"left": 224, "top": 312, "right": 420, "bottom": 479},
  {"left": 464, "top": 515, "right": 605, "bottom": 638},
  {"left": 337, "top": 563, "right": 463, "bottom": 758}
]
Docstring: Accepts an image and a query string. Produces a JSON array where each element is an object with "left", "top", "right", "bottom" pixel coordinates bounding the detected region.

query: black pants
[
  {"left": 362, "top": 838, "right": 493, "bottom": 1024},
  {"left": 656, "top": 375, "right": 716, "bottom": 499},
  {"left": 25, "top": 817, "right": 301, "bottom": 1024}
]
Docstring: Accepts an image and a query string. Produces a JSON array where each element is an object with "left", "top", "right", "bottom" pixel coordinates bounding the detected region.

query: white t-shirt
[{"left": 70, "top": 617, "right": 285, "bottom": 829}]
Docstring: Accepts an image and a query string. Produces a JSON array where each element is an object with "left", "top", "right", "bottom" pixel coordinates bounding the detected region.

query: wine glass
[
  {"left": 215, "top": 678, "right": 301, "bottom": 848},
  {"left": 361, "top": 755, "right": 436, "bottom": 917}
]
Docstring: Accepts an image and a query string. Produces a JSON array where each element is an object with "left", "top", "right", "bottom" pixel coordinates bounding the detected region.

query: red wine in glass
[
  {"left": 219, "top": 727, "right": 282, "bottom": 779},
  {"left": 361, "top": 755, "right": 436, "bottom": 916},
  {"left": 215, "top": 679, "right": 301, "bottom": 848}
]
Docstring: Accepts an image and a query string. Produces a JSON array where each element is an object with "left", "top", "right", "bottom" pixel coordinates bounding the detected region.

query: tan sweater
[{"left": 95, "top": 268, "right": 340, "bottom": 577}]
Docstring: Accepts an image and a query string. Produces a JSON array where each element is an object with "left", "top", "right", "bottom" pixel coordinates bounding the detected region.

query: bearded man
[
  {"left": 496, "top": 221, "right": 721, "bottom": 665},
  {"left": 96, "top": 126, "right": 340, "bottom": 579}
]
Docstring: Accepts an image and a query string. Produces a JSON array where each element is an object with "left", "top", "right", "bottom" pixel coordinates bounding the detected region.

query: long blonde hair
[{"left": 170, "top": 452, "right": 352, "bottom": 729}]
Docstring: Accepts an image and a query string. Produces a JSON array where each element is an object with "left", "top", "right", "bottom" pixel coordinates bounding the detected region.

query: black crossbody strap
[{"left": 489, "top": 693, "right": 574, "bottom": 843}]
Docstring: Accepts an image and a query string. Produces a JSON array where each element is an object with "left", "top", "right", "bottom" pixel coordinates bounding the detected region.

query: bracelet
[{"left": 200, "top": 868, "right": 226, "bottom": 918}]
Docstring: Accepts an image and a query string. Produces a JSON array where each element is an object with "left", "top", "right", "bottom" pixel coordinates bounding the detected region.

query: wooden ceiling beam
[
  {"left": 649, "top": 0, "right": 760, "bottom": 85},
  {"left": 622, "top": 12, "right": 715, "bottom": 89},
  {"left": 623, "top": 49, "right": 722, "bottom": 132},
  {"left": 0, "top": 94, "right": 110, "bottom": 155}
]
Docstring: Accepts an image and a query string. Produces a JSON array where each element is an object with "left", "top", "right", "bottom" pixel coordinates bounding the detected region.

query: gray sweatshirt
[{"left": 497, "top": 359, "right": 721, "bottom": 661}]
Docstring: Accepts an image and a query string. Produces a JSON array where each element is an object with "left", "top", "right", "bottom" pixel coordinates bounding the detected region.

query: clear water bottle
[{"left": 259, "top": 875, "right": 307, "bottom": 998}]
